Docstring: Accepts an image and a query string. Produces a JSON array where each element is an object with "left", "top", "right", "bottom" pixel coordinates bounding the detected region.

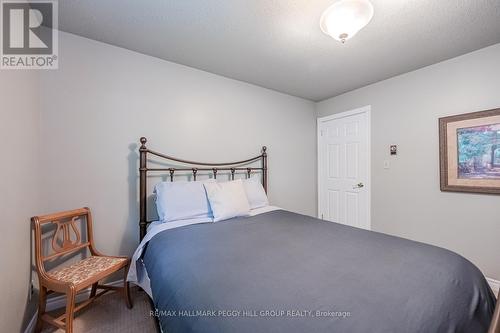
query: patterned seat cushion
[{"left": 48, "top": 256, "right": 127, "bottom": 285}]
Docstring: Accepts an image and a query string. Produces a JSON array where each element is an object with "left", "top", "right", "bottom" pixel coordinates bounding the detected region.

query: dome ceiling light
[{"left": 320, "top": 0, "right": 374, "bottom": 44}]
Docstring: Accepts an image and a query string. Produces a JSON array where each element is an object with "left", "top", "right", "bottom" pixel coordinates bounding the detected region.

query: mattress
[{"left": 140, "top": 210, "right": 495, "bottom": 333}]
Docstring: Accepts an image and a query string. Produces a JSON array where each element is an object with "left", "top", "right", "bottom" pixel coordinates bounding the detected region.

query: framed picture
[{"left": 439, "top": 108, "right": 500, "bottom": 194}]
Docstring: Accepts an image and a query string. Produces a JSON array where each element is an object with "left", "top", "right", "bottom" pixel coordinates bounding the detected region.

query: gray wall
[
  {"left": 0, "top": 71, "right": 40, "bottom": 332},
  {"left": 39, "top": 32, "right": 317, "bottom": 259},
  {"left": 317, "top": 43, "right": 500, "bottom": 279}
]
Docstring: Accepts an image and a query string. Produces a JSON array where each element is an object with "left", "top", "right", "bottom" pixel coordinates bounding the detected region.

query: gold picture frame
[{"left": 439, "top": 108, "right": 500, "bottom": 194}]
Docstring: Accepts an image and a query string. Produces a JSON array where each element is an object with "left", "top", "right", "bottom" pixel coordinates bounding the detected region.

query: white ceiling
[{"left": 58, "top": 0, "right": 500, "bottom": 101}]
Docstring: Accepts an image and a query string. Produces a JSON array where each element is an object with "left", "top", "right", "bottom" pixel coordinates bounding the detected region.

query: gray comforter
[{"left": 143, "top": 210, "right": 495, "bottom": 333}]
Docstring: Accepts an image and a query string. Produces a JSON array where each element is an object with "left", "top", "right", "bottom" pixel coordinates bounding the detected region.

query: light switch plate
[{"left": 383, "top": 160, "right": 390, "bottom": 169}]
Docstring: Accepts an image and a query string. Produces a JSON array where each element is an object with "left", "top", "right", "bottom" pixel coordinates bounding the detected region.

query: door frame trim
[{"left": 317, "top": 105, "right": 371, "bottom": 230}]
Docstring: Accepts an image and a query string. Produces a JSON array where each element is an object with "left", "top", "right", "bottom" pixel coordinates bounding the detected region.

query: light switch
[{"left": 383, "top": 160, "right": 390, "bottom": 169}]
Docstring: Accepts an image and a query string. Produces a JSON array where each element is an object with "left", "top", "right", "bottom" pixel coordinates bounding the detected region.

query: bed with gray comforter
[{"left": 143, "top": 210, "right": 496, "bottom": 333}]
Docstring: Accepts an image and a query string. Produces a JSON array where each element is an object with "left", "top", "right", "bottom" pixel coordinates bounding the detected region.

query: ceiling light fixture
[{"left": 320, "top": 0, "right": 374, "bottom": 44}]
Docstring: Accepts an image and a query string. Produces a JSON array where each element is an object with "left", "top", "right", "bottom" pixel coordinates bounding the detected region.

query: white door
[{"left": 318, "top": 106, "right": 370, "bottom": 230}]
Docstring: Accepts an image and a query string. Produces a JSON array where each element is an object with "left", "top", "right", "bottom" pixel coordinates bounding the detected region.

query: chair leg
[
  {"left": 65, "top": 288, "right": 76, "bottom": 333},
  {"left": 124, "top": 266, "right": 133, "bottom": 309},
  {"left": 90, "top": 282, "right": 98, "bottom": 298},
  {"left": 35, "top": 286, "right": 47, "bottom": 333}
]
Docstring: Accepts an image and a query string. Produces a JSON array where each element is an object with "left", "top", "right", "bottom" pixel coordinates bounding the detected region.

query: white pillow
[
  {"left": 242, "top": 176, "right": 269, "bottom": 209},
  {"left": 154, "top": 180, "right": 214, "bottom": 222},
  {"left": 203, "top": 179, "right": 251, "bottom": 222}
]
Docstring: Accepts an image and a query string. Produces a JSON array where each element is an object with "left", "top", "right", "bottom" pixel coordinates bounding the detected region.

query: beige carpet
[{"left": 41, "top": 288, "right": 157, "bottom": 333}]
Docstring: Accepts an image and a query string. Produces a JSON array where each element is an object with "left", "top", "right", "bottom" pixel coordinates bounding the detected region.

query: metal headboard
[{"left": 138, "top": 137, "right": 268, "bottom": 240}]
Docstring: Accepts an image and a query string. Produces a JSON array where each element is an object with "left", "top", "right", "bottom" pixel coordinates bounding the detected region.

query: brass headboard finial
[
  {"left": 262, "top": 146, "right": 267, "bottom": 155},
  {"left": 140, "top": 137, "right": 147, "bottom": 149}
]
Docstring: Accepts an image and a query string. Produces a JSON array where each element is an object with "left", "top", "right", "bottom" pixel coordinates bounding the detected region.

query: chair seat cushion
[{"left": 48, "top": 256, "right": 127, "bottom": 286}]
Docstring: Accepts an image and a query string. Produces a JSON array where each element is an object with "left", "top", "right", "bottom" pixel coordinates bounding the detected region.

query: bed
[{"left": 128, "top": 137, "right": 498, "bottom": 333}]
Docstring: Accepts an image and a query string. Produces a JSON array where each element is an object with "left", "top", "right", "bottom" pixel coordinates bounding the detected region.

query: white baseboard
[
  {"left": 24, "top": 280, "right": 123, "bottom": 333},
  {"left": 487, "top": 277, "right": 500, "bottom": 295}
]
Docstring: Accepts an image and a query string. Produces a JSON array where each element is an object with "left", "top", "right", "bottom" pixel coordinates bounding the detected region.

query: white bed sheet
[{"left": 127, "top": 206, "right": 281, "bottom": 298}]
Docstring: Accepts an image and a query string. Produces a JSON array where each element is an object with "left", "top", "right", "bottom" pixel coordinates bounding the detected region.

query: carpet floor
[{"left": 41, "top": 287, "right": 157, "bottom": 333}]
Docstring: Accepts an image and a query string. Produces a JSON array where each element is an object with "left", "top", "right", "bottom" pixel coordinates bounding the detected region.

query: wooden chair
[{"left": 32, "top": 207, "right": 132, "bottom": 333}]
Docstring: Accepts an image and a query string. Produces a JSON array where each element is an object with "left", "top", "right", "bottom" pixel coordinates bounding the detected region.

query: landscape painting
[
  {"left": 439, "top": 108, "right": 500, "bottom": 194},
  {"left": 457, "top": 124, "right": 500, "bottom": 179}
]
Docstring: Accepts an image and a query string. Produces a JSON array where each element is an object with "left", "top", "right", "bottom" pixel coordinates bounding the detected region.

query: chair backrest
[{"left": 32, "top": 207, "right": 95, "bottom": 274}]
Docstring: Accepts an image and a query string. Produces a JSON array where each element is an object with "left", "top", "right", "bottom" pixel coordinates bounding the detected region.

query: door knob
[{"left": 353, "top": 182, "right": 364, "bottom": 189}]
